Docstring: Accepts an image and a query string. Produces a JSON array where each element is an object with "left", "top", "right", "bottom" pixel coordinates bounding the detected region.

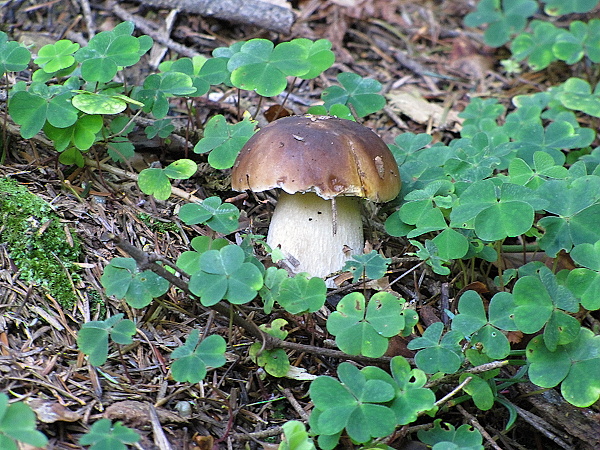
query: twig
[
  {"left": 125, "top": 0, "right": 296, "bottom": 35},
  {"left": 230, "top": 426, "right": 283, "bottom": 442},
  {"left": 280, "top": 387, "right": 310, "bottom": 422},
  {"left": 425, "top": 360, "right": 509, "bottom": 389},
  {"left": 83, "top": 157, "right": 204, "bottom": 203},
  {"left": 456, "top": 404, "right": 502, "bottom": 450},
  {"left": 78, "top": 0, "right": 96, "bottom": 37},
  {"left": 111, "top": 3, "right": 200, "bottom": 58},
  {"left": 512, "top": 403, "right": 572, "bottom": 449},
  {"left": 435, "top": 376, "right": 471, "bottom": 407}
]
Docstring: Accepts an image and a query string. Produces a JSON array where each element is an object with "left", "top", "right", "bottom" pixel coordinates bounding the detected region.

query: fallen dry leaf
[
  {"left": 386, "top": 86, "right": 463, "bottom": 132},
  {"left": 27, "top": 398, "right": 82, "bottom": 423}
]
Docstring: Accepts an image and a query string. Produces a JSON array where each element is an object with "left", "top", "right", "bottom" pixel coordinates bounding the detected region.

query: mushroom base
[{"left": 267, "top": 192, "right": 363, "bottom": 278}]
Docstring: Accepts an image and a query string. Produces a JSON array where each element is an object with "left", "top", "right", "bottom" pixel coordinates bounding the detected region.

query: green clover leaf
[
  {"left": 279, "top": 421, "right": 316, "bottom": 450},
  {"left": 170, "top": 330, "right": 227, "bottom": 383},
  {"left": 75, "top": 21, "right": 151, "bottom": 82},
  {"left": 342, "top": 250, "right": 391, "bottom": 282},
  {"left": 452, "top": 290, "right": 513, "bottom": 359},
  {"left": 193, "top": 115, "right": 256, "bottom": 169},
  {"left": 418, "top": 419, "right": 484, "bottom": 450},
  {"left": 0, "top": 394, "right": 49, "bottom": 449},
  {"left": 464, "top": 0, "right": 537, "bottom": 47},
  {"left": 513, "top": 266, "right": 580, "bottom": 351},
  {"left": 34, "top": 39, "right": 79, "bottom": 73},
  {"left": 101, "top": 257, "right": 169, "bottom": 309},
  {"left": 511, "top": 20, "right": 562, "bottom": 70},
  {"left": 77, "top": 313, "right": 137, "bottom": 366},
  {"left": 188, "top": 245, "right": 263, "bottom": 306},
  {"left": 407, "top": 322, "right": 464, "bottom": 374},
  {"left": 450, "top": 179, "right": 546, "bottom": 241},
  {"left": 179, "top": 196, "right": 240, "bottom": 235},
  {"left": 79, "top": 419, "right": 140, "bottom": 450},
  {"left": 321, "top": 72, "right": 386, "bottom": 117},
  {"left": 227, "top": 39, "right": 311, "bottom": 96},
  {"left": 0, "top": 32, "right": 31, "bottom": 74},
  {"left": 276, "top": 274, "right": 326, "bottom": 314},
  {"left": 537, "top": 176, "right": 600, "bottom": 256},
  {"left": 363, "top": 357, "right": 436, "bottom": 425},
  {"left": 556, "top": 77, "right": 600, "bottom": 118},
  {"left": 527, "top": 328, "right": 600, "bottom": 407},
  {"left": 327, "top": 292, "right": 406, "bottom": 358},
  {"left": 566, "top": 241, "right": 600, "bottom": 310},
  {"left": 309, "top": 362, "right": 396, "bottom": 443},
  {"left": 294, "top": 38, "right": 335, "bottom": 79}
]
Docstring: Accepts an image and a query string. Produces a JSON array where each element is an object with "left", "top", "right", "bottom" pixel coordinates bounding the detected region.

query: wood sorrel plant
[{"left": 1, "top": 3, "right": 600, "bottom": 446}]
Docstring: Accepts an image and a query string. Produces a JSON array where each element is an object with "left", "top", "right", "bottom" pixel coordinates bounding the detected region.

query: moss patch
[{"left": 0, "top": 176, "right": 81, "bottom": 307}]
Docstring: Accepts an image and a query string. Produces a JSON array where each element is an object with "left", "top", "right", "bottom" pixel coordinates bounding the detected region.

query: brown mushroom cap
[{"left": 231, "top": 115, "right": 401, "bottom": 201}]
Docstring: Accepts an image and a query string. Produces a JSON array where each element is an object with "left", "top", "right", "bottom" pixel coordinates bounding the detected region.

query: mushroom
[{"left": 231, "top": 115, "right": 401, "bottom": 278}]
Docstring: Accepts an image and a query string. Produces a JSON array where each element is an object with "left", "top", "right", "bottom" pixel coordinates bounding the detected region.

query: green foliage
[
  {"left": 362, "top": 357, "right": 436, "bottom": 425},
  {"left": 0, "top": 394, "right": 48, "bottom": 450},
  {"left": 0, "top": 177, "right": 81, "bottom": 307},
  {"left": 176, "top": 236, "right": 233, "bottom": 273},
  {"left": 170, "top": 330, "right": 227, "bottom": 383},
  {"left": 452, "top": 291, "right": 516, "bottom": 359},
  {"left": 467, "top": 0, "right": 600, "bottom": 70},
  {"left": 77, "top": 313, "right": 137, "bottom": 366},
  {"left": 317, "top": 72, "right": 386, "bottom": 117},
  {"left": 74, "top": 21, "right": 152, "bottom": 83},
  {"left": 136, "top": 72, "right": 196, "bottom": 118},
  {"left": 188, "top": 244, "right": 263, "bottom": 306},
  {"left": 541, "top": 0, "right": 599, "bottom": 15},
  {"left": 556, "top": 78, "right": 600, "bottom": 118},
  {"left": 193, "top": 115, "right": 256, "bottom": 169},
  {"left": 527, "top": 328, "right": 600, "bottom": 407},
  {"left": 279, "top": 421, "right": 316, "bottom": 450},
  {"left": 417, "top": 419, "right": 484, "bottom": 450},
  {"left": 567, "top": 241, "right": 600, "bottom": 310},
  {"left": 227, "top": 39, "right": 311, "bottom": 96},
  {"left": 342, "top": 251, "right": 391, "bottom": 282},
  {"left": 276, "top": 274, "right": 327, "bottom": 314},
  {"left": 327, "top": 292, "right": 412, "bottom": 358},
  {"left": 537, "top": 176, "right": 600, "bottom": 256},
  {"left": 259, "top": 266, "right": 289, "bottom": 314},
  {"left": 138, "top": 159, "right": 198, "bottom": 200},
  {"left": 0, "top": 32, "right": 31, "bottom": 74},
  {"left": 34, "top": 39, "right": 80, "bottom": 72},
  {"left": 179, "top": 196, "right": 240, "bottom": 234},
  {"left": 219, "top": 37, "right": 334, "bottom": 96},
  {"left": 309, "top": 358, "right": 436, "bottom": 448},
  {"left": 408, "top": 322, "right": 464, "bottom": 374},
  {"left": 101, "top": 257, "right": 169, "bottom": 308},
  {"left": 309, "top": 362, "right": 397, "bottom": 446},
  {"left": 79, "top": 418, "right": 140, "bottom": 450},
  {"left": 249, "top": 319, "right": 291, "bottom": 377},
  {"left": 464, "top": 0, "right": 538, "bottom": 47},
  {"left": 145, "top": 118, "right": 174, "bottom": 139}
]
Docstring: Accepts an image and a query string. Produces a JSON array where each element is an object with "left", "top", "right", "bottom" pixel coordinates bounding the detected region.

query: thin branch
[
  {"left": 83, "top": 157, "right": 204, "bottom": 203},
  {"left": 125, "top": 0, "right": 296, "bottom": 35}
]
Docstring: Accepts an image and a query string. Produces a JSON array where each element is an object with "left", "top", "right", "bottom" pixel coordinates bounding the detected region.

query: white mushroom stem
[{"left": 267, "top": 192, "right": 363, "bottom": 278}]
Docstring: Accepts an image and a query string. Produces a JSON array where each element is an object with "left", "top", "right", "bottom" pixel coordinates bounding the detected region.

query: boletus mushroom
[{"left": 231, "top": 115, "right": 401, "bottom": 278}]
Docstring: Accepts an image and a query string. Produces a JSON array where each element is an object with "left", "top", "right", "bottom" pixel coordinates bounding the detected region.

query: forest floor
[{"left": 1, "top": 0, "right": 599, "bottom": 449}]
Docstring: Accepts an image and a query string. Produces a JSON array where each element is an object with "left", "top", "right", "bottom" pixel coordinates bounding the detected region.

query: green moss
[
  {"left": 0, "top": 176, "right": 81, "bottom": 307},
  {"left": 137, "top": 212, "right": 179, "bottom": 234}
]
